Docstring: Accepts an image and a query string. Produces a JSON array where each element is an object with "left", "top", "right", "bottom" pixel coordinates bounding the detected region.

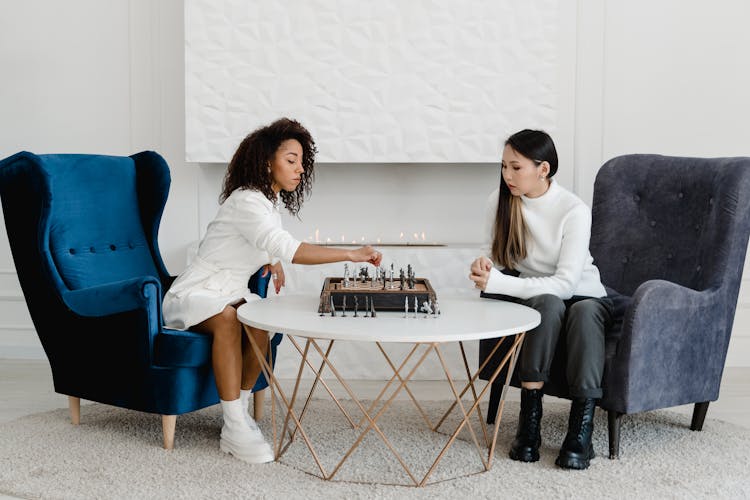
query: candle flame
[
  {"left": 413, "top": 232, "right": 419, "bottom": 240},
  {"left": 399, "top": 232, "right": 404, "bottom": 239},
  {"left": 341, "top": 235, "right": 345, "bottom": 243},
  {"left": 422, "top": 231, "right": 426, "bottom": 241}
]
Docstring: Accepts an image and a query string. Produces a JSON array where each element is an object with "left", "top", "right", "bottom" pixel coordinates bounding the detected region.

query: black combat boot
[
  {"left": 509, "top": 388, "right": 543, "bottom": 462},
  {"left": 555, "top": 398, "right": 597, "bottom": 470}
]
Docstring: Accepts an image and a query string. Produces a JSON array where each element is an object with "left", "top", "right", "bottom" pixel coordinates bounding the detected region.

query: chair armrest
[
  {"left": 61, "top": 276, "right": 162, "bottom": 317},
  {"left": 627, "top": 279, "right": 719, "bottom": 350},
  {"left": 249, "top": 267, "right": 271, "bottom": 298},
  {"left": 606, "top": 279, "right": 723, "bottom": 412}
]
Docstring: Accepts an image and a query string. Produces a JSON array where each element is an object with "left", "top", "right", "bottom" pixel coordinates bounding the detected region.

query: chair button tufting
[
  {"left": 709, "top": 197, "right": 714, "bottom": 206},
  {"left": 696, "top": 265, "right": 702, "bottom": 272},
  {"left": 650, "top": 220, "right": 656, "bottom": 227},
  {"left": 128, "top": 242, "right": 135, "bottom": 249},
  {"left": 667, "top": 253, "right": 673, "bottom": 259},
  {"left": 678, "top": 192, "right": 684, "bottom": 199},
  {"left": 633, "top": 194, "right": 640, "bottom": 202},
  {"left": 110, "top": 245, "right": 116, "bottom": 251},
  {"left": 621, "top": 257, "right": 629, "bottom": 264},
  {"left": 695, "top": 225, "right": 701, "bottom": 231},
  {"left": 89, "top": 247, "right": 96, "bottom": 253},
  {"left": 69, "top": 248, "right": 76, "bottom": 255}
]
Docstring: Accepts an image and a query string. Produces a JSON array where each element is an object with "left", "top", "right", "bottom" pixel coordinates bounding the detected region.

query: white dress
[{"left": 163, "top": 189, "right": 301, "bottom": 330}]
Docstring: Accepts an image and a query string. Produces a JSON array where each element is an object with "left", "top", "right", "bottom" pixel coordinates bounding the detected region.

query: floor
[
  {"left": 2, "top": 359, "right": 749, "bottom": 427},
  {"left": 1, "top": 360, "right": 748, "bottom": 500}
]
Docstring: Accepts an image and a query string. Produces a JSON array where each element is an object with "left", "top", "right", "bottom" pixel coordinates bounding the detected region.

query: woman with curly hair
[{"left": 163, "top": 118, "right": 382, "bottom": 463}]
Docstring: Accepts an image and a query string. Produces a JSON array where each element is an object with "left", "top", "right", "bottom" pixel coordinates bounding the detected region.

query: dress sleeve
[
  {"left": 484, "top": 205, "right": 592, "bottom": 299},
  {"left": 231, "top": 193, "right": 301, "bottom": 263}
]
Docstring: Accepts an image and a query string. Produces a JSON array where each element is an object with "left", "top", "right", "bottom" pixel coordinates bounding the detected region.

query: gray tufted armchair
[{"left": 480, "top": 154, "right": 750, "bottom": 458}]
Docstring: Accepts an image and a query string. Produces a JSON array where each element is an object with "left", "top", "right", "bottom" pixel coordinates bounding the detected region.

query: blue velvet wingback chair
[
  {"left": 479, "top": 154, "right": 750, "bottom": 459},
  {"left": 0, "top": 151, "right": 282, "bottom": 448}
]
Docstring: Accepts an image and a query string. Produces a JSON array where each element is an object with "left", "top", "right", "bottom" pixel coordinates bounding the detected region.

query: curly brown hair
[{"left": 221, "top": 117, "right": 317, "bottom": 215}]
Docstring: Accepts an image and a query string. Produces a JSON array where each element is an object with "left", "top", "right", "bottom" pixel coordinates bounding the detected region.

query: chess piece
[
  {"left": 399, "top": 269, "right": 405, "bottom": 290},
  {"left": 342, "top": 296, "right": 347, "bottom": 317},
  {"left": 343, "top": 263, "right": 350, "bottom": 288},
  {"left": 354, "top": 296, "right": 359, "bottom": 317},
  {"left": 404, "top": 297, "right": 408, "bottom": 318},
  {"left": 364, "top": 296, "right": 370, "bottom": 317},
  {"left": 329, "top": 296, "right": 336, "bottom": 317},
  {"left": 370, "top": 296, "right": 377, "bottom": 318},
  {"left": 433, "top": 298, "right": 440, "bottom": 316},
  {"left": 421, "top": 300, "right": 433, "bottom": 317},
  {"left": 413, "top": 296, "right": 418, "bottom": 319}
]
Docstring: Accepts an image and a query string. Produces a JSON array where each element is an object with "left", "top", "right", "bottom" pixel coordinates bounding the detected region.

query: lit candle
[{"left": 315, "top": 228, "right": 320, "bottom": 243}]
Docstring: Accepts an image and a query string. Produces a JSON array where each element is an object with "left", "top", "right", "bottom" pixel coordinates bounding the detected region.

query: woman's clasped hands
[{"left": 469, "top": 256, "right": 493, "bottom": 291}]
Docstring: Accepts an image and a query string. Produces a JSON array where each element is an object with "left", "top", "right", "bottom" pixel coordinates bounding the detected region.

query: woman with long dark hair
[
  {"left": 164, "top": 118, "right": 382, "bottom": 463},
  {"left": 469, "top": 129, "right": 613, "bottom": 470}
]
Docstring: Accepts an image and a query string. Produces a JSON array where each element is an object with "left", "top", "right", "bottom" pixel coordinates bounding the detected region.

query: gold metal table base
[{"left": 245, "top": 328, "right": 525, "bottom": 487}]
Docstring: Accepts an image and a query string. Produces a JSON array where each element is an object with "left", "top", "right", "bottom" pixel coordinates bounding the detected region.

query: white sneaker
[{"left": 220, "top": 424, "right": 275, "bottom": 464}]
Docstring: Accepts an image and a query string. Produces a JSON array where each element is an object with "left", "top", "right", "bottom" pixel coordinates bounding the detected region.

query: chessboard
[{"left": 318, "top": 277, "right": 437, "bottom": 314}]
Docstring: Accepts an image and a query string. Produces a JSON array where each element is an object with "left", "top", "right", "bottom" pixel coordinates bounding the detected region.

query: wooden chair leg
[
  {"left": 486, "top": 383, "right": 501, "bottom": 425},
  {"left": 68, "top": 396, "right": 80, "bottom": 425},
  {"left": 608, "top": 410, "right": 623, "bottom": 459},
  {"left": 162, "top": 415, "right": 176, "bottom": 450},
  {"left": 253, "top": 390, "right": 265, "bottom": 420},
  {"left": 691, "top": 401, "right": 710, "bottom": 431}
]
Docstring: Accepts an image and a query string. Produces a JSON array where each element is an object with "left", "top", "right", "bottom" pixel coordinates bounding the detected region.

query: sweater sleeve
[
  {"left": 231, "top": 193, "right": 301, "bottom": 263},
  {"left": 484, "top": 205, "right": 591, "bottom": 299}
]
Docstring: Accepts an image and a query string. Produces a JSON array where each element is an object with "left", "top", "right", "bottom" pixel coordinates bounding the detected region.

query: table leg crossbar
[{"left": 246, "top": 328, "right": 526, "bottom": 486}]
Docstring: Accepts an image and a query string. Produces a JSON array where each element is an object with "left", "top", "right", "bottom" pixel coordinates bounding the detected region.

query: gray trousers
[{"left": 515, "top": 294, "right": 613, "bottom": 399}]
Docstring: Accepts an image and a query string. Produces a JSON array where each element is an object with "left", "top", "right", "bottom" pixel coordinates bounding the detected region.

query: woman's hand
[
  {"left": 469, "top": 256, "right": 493, "bottom": 291},
  {"left": 349, "top": 246, "right": 383, "bottom": 266},
  {"left": 261, "top": 261, "right": 286, "bottom": 294}
]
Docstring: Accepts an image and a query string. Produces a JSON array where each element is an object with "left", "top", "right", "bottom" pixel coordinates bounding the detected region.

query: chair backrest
[
  {"left": 591, "top": 154, "right": 750, "bottom": 300},
  {"left": 0, "top": 151, "right": 171, "bottom": 301}
]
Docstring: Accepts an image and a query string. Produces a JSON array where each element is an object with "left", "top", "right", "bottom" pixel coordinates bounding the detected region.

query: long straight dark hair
[{"left": 491, "top": 129, "right": 558, "bottom": 268}]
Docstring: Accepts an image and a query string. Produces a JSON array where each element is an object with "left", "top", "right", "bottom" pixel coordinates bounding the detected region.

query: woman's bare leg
[
  {"left": 241, "top": 325, "right": 270, "bottom": 390},
  {"left": 191, "top": 306, "right": 243, "bottom": 401}
]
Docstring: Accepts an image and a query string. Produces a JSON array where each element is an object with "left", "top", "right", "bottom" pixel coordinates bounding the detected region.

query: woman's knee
[
  {"left": 526, "top": 294, "right": 566, "bottom": 319},
  {"left": 567, "top": 300, "right": 608, "bottom": 330},
  {"left": 212, "top": 307, "right": 241, "bottom": 339}
]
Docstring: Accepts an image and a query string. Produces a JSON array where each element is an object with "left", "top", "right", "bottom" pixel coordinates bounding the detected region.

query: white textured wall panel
[{"left": 185, "top": 0, "right": 560, "bottom": 162}]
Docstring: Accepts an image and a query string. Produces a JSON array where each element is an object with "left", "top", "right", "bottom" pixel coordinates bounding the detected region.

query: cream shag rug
[{"left": 1, "top": 398, "right": 749, "bottom": 499}]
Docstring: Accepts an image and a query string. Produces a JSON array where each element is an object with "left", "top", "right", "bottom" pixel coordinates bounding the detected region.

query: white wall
[{"left": 1, "top": 0, "right": 748, "bottom": 367}]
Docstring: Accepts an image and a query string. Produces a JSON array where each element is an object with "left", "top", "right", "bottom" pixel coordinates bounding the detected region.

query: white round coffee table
[{"left": 237, "top": 294, "right": 539, "bottom": 486}]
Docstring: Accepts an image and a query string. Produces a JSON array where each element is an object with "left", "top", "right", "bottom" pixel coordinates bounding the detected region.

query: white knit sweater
[{"left": 483, "top": 179, "right": 606, "bottom": 300}]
